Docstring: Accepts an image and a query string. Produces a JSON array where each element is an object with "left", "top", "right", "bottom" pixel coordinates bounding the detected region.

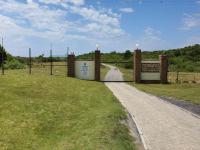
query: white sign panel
[
  {"left": 141, "top": 72, "right": 160, "bottom": 80},
  {"left": 75, "top": 61, "right": 95, "bottom": 80}
]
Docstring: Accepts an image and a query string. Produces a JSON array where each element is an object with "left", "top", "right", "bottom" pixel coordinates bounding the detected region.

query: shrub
[
  {"left": 4, "top": 59, "right": 25, "bottom": 69},
  {"left": 123, "top": 62, "right": 133, "bottom": 69},
  {"left": 185, "top": 62, "right": 195, "bottom": 72}
]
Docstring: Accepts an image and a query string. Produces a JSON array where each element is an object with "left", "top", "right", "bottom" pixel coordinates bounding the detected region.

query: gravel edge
[{"left": 158, "top": 96, "right": 200, "bottom": 117}]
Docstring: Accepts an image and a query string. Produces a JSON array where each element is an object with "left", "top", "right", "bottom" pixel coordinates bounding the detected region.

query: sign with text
[
  {"left": 141, "top": 61, "right": 160, "bottom": 73},
  {"left": 75, "top": 61, "right": 95, "bottom": 80},
  {"left": 141, "top": 61, "right": 160, "bottom": 81}
]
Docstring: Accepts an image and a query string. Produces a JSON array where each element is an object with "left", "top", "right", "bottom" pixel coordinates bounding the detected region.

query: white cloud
[
  {"left": 77, "top": 23, "right": 124, "bottom": 38},
  {"left": 0, "top": 0, "right": 127, "bottom": 55},
  {"left": 68, "top": 5, "right": 124, "bottom": 36},
  {"left": 38, "top": 0, "right": 62, "bottom": 5},
  {"left": 0, "top": 0, "right": 123, "bottom": 37},
  {"left": 180, "top": 14, "right": 200, "bottom": 30},
  {"left": 184, "top": 36, "right": 200, "bottom": 46},
  {"left": 0, "top": 0, "right": 69, "bottom": 33},
  {"left": 69, "top": 0, "right": 85, "bottom": 5},
  {"left": 144, "top": 27, "right": 161, "bottom": 40},
  {"left": 136, "top": 27, "right": 168, "bottom": 50},
  {"left": 119, "top": 8, "right": 134, "bottom": 13},
  {"left": 39, "top": 0, "right": 85, "bottom": 6},
  {"left": 197, "top": 1, "right": 200, "bottom": 5},
  {"left": 70, "top": 6, "right": 120, "bottom": 27}
]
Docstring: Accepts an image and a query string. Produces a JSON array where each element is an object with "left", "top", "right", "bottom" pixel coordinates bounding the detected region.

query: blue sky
[{"left": 0, "top": 0, "right": 200, "bottom": 56}]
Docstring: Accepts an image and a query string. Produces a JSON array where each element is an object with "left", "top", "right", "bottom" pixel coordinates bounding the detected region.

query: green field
[
  {"left": 118, "top": 67, "right": 133, "bottom": 81},
  {"left": 0, "top": 69, "right": 136, "bottom": 150},
  {"left": 133, "top": 83, "right": 200, "bottom": 104}
]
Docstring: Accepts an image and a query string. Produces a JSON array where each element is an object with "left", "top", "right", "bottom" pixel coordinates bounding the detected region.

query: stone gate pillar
[
  {"left": 67, "top": 53, "right": 75, "bottom": 77},
  {"left": 134, "top": 49, "right": 141, "bottom": 83},
  {"left": 160, "top": 55, "right": 168, "bottom": 84},
  {"left": 95, "top": 50, "right": 101, "bottom": 81}
]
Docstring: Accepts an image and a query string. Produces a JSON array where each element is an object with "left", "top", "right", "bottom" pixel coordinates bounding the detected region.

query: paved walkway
[
  {"left": 104, "top": 65, "right": 200, "bottom": 150},
  {"left": 102, "top": 64, "right": 123, "bottom": 81}
]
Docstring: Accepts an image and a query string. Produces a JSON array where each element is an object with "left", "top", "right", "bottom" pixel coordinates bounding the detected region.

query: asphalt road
[{"left": 104, "top": 65, "right": 200, "bottom": 150}]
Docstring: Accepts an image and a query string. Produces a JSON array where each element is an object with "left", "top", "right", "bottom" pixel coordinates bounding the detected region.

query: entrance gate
[
  {"left": 67, "top": 49, "right": 168, "bottom": 84},
  {"left": 67, "top": 50, "right": 134, "bottom": 82},
  {"left": 100, "top": 61, "right": 134, "bottom": 82}
]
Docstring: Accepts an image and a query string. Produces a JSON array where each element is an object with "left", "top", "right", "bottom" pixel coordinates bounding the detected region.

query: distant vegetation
[
  {"left": 77, "top": 44, "right": 200, "bottom": 72},
  {"left": 0, "top": 44, "right": 25, "bottom": 69},
  {"left": 15, "top": 55, "right": 66, "bottom": 65},
  {"left": 1, "top": 44, "right": 200, "bottom": 72},
  {"left": 0, "top": 45, "right": 67, "bottom": 69},
  {"left": 143, "top": 44, "right": 200, "bottom": 72}
]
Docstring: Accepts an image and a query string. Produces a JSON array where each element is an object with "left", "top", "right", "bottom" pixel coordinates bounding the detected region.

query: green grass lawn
[
  {"left": 118, "top": 67, "right": 133, "bottom": 81},
  {"left": 133, "top": 83, "right": 200, "bottom": 105},
  {"left": 0, "top": 69, "right": 136, "bottom": 150}
]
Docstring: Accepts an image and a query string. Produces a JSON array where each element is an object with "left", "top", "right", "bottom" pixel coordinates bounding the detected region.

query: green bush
[
  {"left": 4, "top": 59, "right": 25, "bottom": 69},
  {"left": 123, "top": 62, "right": 133, "bottom": 69}
]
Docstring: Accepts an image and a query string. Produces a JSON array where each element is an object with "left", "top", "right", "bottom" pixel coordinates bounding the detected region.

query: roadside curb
[
  {"left": 127, "top": 112, "right": 149, "bottom": 150},
  {"left": 105, "top": 82, "right": 149, "bottom": 150}
]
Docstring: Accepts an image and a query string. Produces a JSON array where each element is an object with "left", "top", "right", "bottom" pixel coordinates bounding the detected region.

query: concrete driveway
[
  {"left": 104, "top": 65, "right": 200, "bottom": 150},
  {"left": 102, "top": 63, "right": 124, "bottom": 81}
]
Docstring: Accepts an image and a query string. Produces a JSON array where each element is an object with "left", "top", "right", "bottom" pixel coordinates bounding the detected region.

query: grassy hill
[{"left": 77, "top": 44, "right": 200, "bottom": 72}]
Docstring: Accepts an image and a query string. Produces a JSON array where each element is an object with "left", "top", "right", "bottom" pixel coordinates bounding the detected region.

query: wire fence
[
  {"left": 1, "top": 48, "right": 200, "bottom": 84},
  {"left": 168, "top": 72, "right": 200, "bottom": 83}
]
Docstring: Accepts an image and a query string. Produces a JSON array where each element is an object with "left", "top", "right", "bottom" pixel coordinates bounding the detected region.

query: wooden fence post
[
  {"left": 29, "top": 48, "right": 31, "bottom": 75},
  {"left": 50, "top": 50, "right": 53, "bottom": 75}
]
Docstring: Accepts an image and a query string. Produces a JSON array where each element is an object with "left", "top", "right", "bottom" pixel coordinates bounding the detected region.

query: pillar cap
[
  {"left": 69, "top": 53, "right": 75, "bottom": 56},
  {"left": 159, "top": 55, "right": 168, "bottom": 58}
]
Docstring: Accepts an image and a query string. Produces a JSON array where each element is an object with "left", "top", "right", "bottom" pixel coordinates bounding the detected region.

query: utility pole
[
  {"left": 29, "top": 48, "right": 32, "bottom": 75},
  {"left": 50, "top": 43, "right": 53, "bottom": 75}
]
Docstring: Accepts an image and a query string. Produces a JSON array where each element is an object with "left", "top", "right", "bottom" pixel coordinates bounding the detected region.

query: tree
[
  {"left": 124, "top": 50, "right": 132, "bottom": 59},
  {"left": 174, "top": 57, "right": 184, "bottom": 83},
  {"left": 36, "top": 54, "right": 45, "bottom": 63},
  {"left": 0, "top": 44, "right": 7, "bottom": 65}
]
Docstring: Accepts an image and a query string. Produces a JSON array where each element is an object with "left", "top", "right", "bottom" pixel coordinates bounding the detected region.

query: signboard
[
  {"left": 141, "top": 61, "right": 160, "bottom": 81},
  {"left": 141, "top": 61, "right": 160, "bottom": 73},
  {"left": 75, "top": 61, "right": 95, "bottom": 80}
]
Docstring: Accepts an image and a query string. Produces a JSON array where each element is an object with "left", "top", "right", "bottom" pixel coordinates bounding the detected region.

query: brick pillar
[
  {"left": 67, "top": 54, "right": 75, "bottom": 77},
  {"left": 160, "top": 55, "right": 168, "bottom": 84},
  {"left": 134, "top": 49, "right": 141, "bottom": 83},
  {"left": 95, "top": 50, "right": 101, "bottom": 81}
]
